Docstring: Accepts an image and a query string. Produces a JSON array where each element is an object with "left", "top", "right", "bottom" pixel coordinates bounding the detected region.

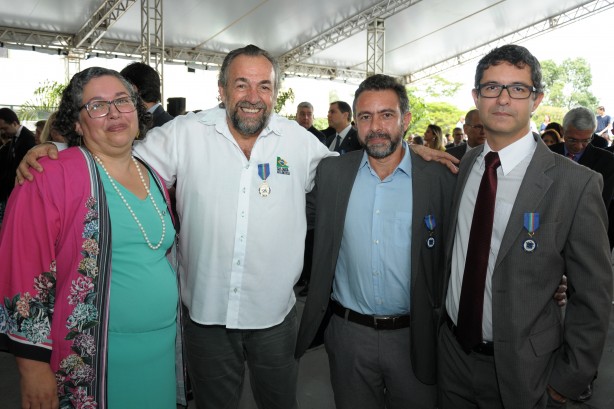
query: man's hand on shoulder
[
  {"left": 409, "top": 144, "right": 459, "bottom": 174},
  {"left": 16, "top": 143, "right": 60, "bottom": 184}
]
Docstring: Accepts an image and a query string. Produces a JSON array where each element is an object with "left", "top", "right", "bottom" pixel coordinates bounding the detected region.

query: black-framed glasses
[
  {"left": 477, "top": 83, "right": 537, "bottom": 99},
  {"left": 566, "top": 137, "right": 593, "bottom": 145},
  {"left": 80, "top": 97, "right": 137, "bottom": 118}
]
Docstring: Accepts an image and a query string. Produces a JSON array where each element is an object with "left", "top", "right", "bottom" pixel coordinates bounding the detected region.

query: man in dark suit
[
  {"left": 0, "top": 108, "right": 35, "bottom": 207},
  {"left": 446, "top": 108, "right": 486, "bottom": 160},
  {"left": 550, "top": 106, "right": 614, "bottom": 250},
  {"left": 295, "top": 101, "right": 326, "bottom": 144},
  {"left": 445, "top": 127, "right": 465, "bottom": 149},
  {"left": 296, "top": 74, "right": 455, "bottom": 409},
  {"left": 120, "top": 62, "right": 173, "bottom": 128},
  {"left": 324, "top": 101, "right": 361, "bottom": 154},
  {"left": 439, "top": 44, "right": 612, "bottom": 408}
]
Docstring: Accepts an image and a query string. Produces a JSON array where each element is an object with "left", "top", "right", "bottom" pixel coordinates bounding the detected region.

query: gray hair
[
  {"left": 218, "top": 44, "right": 281, "bottom": 100},
  {"left": 563, "top": 106, "right": 597, "bottom": 133},
  {"left": 297, "top": 101, "right": 314, "bottom": 111}
]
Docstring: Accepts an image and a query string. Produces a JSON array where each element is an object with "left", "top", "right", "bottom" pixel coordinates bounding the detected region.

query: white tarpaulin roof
[{"left": 1, "top": 0, "right": 613, "bottom": 83}]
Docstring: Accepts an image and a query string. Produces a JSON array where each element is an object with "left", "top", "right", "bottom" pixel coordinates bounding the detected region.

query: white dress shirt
[
  {"left": 446, "top": 132, "right": 536, "bottom": 341},
  {"left": 328, "top": 124, "right": 353, "bottom": 151},
  {"left": 135, "top": 107, "right": 334, "bottom": 329}
]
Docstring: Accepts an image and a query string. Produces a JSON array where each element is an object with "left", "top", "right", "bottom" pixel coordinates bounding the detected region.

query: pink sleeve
[{"left": 0, "top": 172, "right": 62, "bottom": 361}]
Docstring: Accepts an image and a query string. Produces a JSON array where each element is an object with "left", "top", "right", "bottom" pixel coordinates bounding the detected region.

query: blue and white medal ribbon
[
  {"left": 424, "top": 215, "right": 436, "bottom": 248},
  {"left": 257, "top": 163, "right": 271, "bottom": 197},
  {"left": 523, "top": 212, "right": 539, "bottom": 252}
]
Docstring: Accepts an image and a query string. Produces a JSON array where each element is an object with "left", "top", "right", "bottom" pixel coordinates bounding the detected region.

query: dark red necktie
[
  {"left": 456, "top": 151, "right": 501, "bottom": 351},
  {"left": 567, "top": 152, "right": 575, "bottom": 161}
]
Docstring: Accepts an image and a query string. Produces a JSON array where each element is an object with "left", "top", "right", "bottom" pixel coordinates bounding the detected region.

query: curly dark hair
[{"left": 54, "top": 67, "right": 150, "bottom": 147}]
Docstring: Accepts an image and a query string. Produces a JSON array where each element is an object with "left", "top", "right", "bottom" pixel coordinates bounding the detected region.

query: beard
[
  {"left": 229, "top": 101, "right": 271, "bottom": 136},
  {"left": 361, "top": 130, "right": 403, "bottom": 159}
]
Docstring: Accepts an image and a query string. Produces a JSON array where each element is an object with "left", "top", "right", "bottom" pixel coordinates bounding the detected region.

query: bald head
[{"left": 463, "top": 109, "right": 486, "bottom": 148}]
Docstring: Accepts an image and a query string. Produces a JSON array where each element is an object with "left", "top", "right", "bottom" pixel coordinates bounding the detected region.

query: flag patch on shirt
[{"left": 277, "top": 157, "right": 290, "bottom": 175}]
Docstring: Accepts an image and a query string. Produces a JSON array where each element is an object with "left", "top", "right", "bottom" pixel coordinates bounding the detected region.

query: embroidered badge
[{"left": 277, "top": 157, "right": 290, "bottom": 175}]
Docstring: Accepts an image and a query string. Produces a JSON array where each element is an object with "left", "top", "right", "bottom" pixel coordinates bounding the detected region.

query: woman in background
[{"left": 424, "top": 124, "right": 446, "bottom": 151}]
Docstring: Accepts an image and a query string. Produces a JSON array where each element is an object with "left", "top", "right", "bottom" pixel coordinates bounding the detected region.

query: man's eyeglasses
[
  {"left": 466, "top": 124, "right": 484, "bottom": 131},
  {"left": 477, "top": 83, "right": 537, "bottom": 99},
  {"left": 80, "top": 97, "right": 137, "bottom": 119},
  {"left": 566, "top": 137, "right": 593, "bottom": 145}
]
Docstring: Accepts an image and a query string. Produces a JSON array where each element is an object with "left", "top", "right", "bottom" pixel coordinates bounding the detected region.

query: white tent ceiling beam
[
  {"left": 278, "top": 0, "right": 422, "bottom": 68},
  {"left": 404, "top": 0, "right": 614, "bottom": 84},
  {"left": 141, "top": 0, "right": 164, "bottom": 102},
  {"left": 73, "top": 0, "right": 137, "bottom": 49}
]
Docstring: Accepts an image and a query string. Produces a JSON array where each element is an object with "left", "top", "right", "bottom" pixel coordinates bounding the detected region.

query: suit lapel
[{"left": 494, "top": 142, "right": 555, "bottom": 269}]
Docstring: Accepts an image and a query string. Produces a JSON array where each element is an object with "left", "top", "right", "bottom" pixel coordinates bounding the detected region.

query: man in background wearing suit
[
  {"left": 120, "top": 62, "right": 174, "bottom": 128},
  {"left": 445, "top": 127, "right": 465, "bottom": 149},
  {"left": 550, "top": 106, "right": 614, "bottom": 250},
  {"left": 296, "top": 74, "right": 455, "bottom": 409},
  {"left": 325, "top": 101, "right": 362, "bottom": 154},
  {"left": 0, "top": 108, "right": 35, "bottom": 215},
  {"left": 447, "top": 108, "right": 486, "bottom": 161},
  {"left": 439, "top": 44, "right": 612, "bottom": 408},
  {"left": 296, "top": 101, "right": 326, "bottom": 144}
]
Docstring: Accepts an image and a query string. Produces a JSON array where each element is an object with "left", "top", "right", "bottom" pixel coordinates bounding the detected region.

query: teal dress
[{"left": 98, "top": 165, "right": 177, "bottom": 408}]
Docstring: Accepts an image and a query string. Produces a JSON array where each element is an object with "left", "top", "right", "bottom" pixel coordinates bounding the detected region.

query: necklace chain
[{"left": 94, "top": 154, "right": 167, "bottom": 250}]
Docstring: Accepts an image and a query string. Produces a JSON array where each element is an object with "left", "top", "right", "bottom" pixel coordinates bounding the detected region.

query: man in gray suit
[
  {"left": 296, "top": 74, "right": 455, "bottom": 409},
  {"left": 439, "top": 44, "right": 612, "bottom": 408}
]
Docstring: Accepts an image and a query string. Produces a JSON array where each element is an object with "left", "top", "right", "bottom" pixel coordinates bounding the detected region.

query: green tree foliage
[
  {"left": 274, "top": 88, "right": 295, "bottom": 113},
  {"left": 18, "top": 80, "right": 66, "bottom": 121},
  {"left": 405, "top": 76, "right": 465, "bottom": 137},
  {"left": 541, "top": 58, "right": 598, "bottom": 109}
]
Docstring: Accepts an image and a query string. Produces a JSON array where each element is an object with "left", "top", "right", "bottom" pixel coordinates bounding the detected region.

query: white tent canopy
[{"left": 1, "top": 0, "right": 613, "bottom": 84}]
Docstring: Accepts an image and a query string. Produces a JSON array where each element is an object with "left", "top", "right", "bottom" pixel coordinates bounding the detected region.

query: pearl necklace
[{"left": 94, "top": 155, "right": 167, "bottom": 250}]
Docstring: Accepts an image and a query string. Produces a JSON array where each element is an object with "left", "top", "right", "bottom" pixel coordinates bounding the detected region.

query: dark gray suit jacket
[
  {"left": 446, "top": 143, "right": 469, "bottom": 161},
  {"left": 442, "top": 139, "right": 613, "bottom": 406},
  {"left": 152, "top": 105, "right": 174, "bottom": 128},
  {"left": 295, "top": 148, "right": 455, "bottom": 385},
  {"left": 324, "top": 127, "right": 361, "bottom": 154}
]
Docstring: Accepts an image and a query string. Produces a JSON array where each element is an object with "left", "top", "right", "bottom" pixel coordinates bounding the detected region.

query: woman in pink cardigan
[{"left": 0, "top": 67, "right": 184, "bottom": 408}]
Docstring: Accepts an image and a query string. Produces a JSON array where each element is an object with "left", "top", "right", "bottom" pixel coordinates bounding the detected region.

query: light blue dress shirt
[{"left": 332, "top": 143, "right": 413, "bottom": 316}]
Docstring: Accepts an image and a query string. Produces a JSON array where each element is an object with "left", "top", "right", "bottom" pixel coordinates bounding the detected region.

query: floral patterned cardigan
[{"left": 0, "top": 147, "right": 185, "bottom": 409}]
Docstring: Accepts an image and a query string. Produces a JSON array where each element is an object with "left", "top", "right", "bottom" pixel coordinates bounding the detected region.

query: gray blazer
[
  {"left": 442, "top": 139, "right": 613, "bottom": 406},
  {"left": 295, "top": 148, "right": 455, "bottom": 385}
]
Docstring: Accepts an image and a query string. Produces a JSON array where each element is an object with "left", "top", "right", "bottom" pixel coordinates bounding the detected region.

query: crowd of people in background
[{"left": 0, "top": 42, "right": 612, "bottom": 409}]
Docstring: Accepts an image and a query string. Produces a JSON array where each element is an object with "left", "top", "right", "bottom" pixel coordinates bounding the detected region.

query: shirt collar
[
  {"left": 338, "top": 124, "right": 353, "bottom": 139},
  {"left": 201, "top": 106, "right": 282, "bottom": 139},
  {"left": 147, "top": 102, "right": 161, "bottom": 114},
  {"left": 481, "top": 130, "right": 536, "bottom": 176},
  {"left": 359, "top": 141, "right": 412, "bottom": 178}
]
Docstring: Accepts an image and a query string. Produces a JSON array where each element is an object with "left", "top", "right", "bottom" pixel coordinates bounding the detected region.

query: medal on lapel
[
  {"left": 424, "top": 214, "right": 436, "bottom": 248},
  {"left": 523, "top": 212, "right": 539, "bottom": 252},
  {"left": 257, "top": 163, "right": 271, "bottom": 197}
]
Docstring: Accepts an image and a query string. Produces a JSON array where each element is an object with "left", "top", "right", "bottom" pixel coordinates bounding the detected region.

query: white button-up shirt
[
  {"left": 135, "top": 107, "right": 334, "bottom": 329},
  {"left": 446, "top": 132, "right": 536, "bottom": 341}
]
